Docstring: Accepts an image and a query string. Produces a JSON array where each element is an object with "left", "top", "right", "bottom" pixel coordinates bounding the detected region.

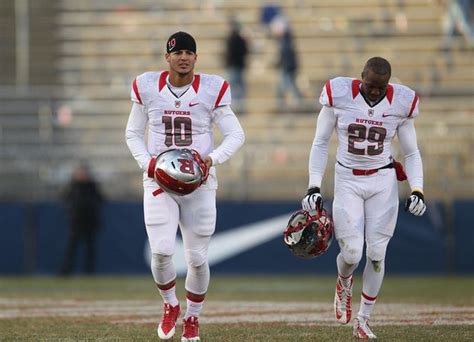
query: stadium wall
[{"left": 0, "top": 200, "right": 472, "bottom": 275}]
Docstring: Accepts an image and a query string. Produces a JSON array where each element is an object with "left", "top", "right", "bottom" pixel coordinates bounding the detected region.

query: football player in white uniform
[
  {"left": 302, "top": 57, "right": 426, "bottom": 339},
  {"left": 125, "top": 31, "right": 245, "bottom": 341}
]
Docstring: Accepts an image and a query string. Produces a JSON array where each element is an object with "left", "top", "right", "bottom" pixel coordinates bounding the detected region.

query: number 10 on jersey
[{"left": 162, "top": 116, "right": 193, "bottom": 147}]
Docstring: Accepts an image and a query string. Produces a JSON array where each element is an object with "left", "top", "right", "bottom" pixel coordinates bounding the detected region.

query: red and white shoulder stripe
[
  {"left": 214, "top": 80, "right": 230, "bottom": 108},
  {"left": 132, "top": 78, "right": 143, "bottom": 105},
  {"left": 319, "top": 77, "right": 352, "bottom": 108},
  {"left": 325, "top": 80, "right": 333, "bottom": 107},
  {"left": 408, "top": 94, "right": 419, "bottom": 117}
]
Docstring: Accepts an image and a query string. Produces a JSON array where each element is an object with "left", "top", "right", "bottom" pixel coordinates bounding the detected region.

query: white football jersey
[
  {"left": 320, "top": 77, "right": 419, "bottom": 169},
  {"left": 131, "top": 71, "right": 231, "bottom": 158}
]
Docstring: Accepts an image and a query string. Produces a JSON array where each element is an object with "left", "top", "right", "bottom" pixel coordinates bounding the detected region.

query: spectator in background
[
  {"left": 271, "top": 15, "right": 304, "bottom": 111},
  {"left": 59, "top": 162, "right": 104, "bottom": 275},
  {"left": 225, "top": 18, "right": 249, "bottom": 114},
  {"left": 260, "top": 2, "right": 281, "bottom": 34},
  {"left": 441, "top": 0, "right": 474, "bottom": 51}
]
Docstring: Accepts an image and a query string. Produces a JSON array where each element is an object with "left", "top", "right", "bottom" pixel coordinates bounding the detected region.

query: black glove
[
  {"left": 301, "top": 187, "right": 323, "bottom": 212},
  {"left": 405, "top": 190, "right": 426, "bottom": 216}
]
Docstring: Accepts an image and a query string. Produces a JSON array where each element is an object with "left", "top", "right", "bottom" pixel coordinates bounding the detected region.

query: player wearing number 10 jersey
[
  {"left": 301, "top": 57, "right": 426, "bottom": 339},
  {"left": 125, "top": 31, "right": 244, "bottom": 341}
]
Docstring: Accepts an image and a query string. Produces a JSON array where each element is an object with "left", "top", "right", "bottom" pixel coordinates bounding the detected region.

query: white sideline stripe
[
  {"left": 144, "top": 213, "right": 292, "bottom": 275},
  {"left": 1, "top": 299, "right": 473, "bottom": 326}
]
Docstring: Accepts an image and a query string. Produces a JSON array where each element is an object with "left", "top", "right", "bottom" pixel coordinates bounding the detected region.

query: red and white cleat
[
  {"left": 334, "top": 275, "right": 353, "bottom": 324},
  {"left": 353, "top": 318, "right": 377, "bottom": 339},
  {"left": 181, "top": 316, "right": 200, "bottom": 341},
  {"left": 157, "top": 303, "right": 180, "bottom": 340}
]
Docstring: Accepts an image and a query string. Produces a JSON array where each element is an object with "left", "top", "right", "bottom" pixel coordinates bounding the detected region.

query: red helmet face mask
[
  {"left": 153, "top": 148, "right": 207, "bottom": 195},
  {"left": 283, "top": 209, "right": 334, "bottom": 259}
]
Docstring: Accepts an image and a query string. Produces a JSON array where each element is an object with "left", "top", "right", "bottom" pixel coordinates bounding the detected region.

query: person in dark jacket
[
  {"left": 272, "top": 15, "right": 304, "bottom": 110},
  {"left": 60, "top": 163, "right": 104, "bottom": 275},
  {"left": 225, "top": 18, "right": 249, "bottom": 113}
]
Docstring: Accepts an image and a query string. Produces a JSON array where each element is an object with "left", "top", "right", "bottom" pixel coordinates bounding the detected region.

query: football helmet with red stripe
[
  {"left": 283, "top": 209, "right": 334, "bottom": 259},
  {"left": 153, "top": 148, "right": 207, "bottom": 195}
]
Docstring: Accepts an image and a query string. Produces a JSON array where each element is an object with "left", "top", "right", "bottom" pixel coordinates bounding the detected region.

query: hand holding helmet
[
  {"left": 301, "top": 187, "right": 323, "bottom": 212},
  {"left": 190, "top": 149, "right": 210, "bottom": 184},
  {"left": 148, "top": 148, "right": 208, "bottom": 195}
]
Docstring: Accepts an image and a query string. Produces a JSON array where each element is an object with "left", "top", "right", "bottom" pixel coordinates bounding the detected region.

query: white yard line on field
[{"left": 0, "top": 299, "right": 473, "bottom": 326}]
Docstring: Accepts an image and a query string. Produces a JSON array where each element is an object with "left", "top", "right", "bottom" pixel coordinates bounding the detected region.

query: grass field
[{"left": 1, "top": 275, "right": 473, "bottom": 341}]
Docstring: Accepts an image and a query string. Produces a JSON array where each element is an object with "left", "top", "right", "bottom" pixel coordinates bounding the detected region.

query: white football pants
[
  {"left": 332, "top": 162, "right": 399, "bottom": 264},
  {"left": 144, "top": 186, "right": 216, "bottom": 294}
]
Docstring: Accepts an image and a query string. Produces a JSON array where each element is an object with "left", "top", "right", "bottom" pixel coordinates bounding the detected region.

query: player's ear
[{"left": 165, "top": 53, "right": 170, "bottom": 62}]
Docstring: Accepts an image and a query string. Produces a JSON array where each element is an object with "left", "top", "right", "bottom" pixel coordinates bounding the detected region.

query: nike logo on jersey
[
  {"left": 382, "top": 113, "right": 396, "bottom": 117},
  {"left": 144, "top": 213, "right": 291, "bottom": 275},
  {"left": 189, "top": 102, "right": 199, "bottom": 107}
]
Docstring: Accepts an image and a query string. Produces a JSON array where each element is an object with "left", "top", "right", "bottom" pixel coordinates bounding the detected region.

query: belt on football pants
[{"left": 337, "top": 161, "right": 394, "bottom": 176}]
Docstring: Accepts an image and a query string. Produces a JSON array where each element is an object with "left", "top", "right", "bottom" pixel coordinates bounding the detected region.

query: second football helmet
[
  {"left": 153, "top": 148, "right": 207, "bottom": 195},
  {"left": 283, "top": 209, "right": 334, "bottom": 259}
]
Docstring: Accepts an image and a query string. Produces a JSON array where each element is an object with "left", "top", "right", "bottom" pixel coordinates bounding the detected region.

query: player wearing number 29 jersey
[
  {"left": 301, "top": 57, "right": 426, "bottom": 339},
  {"left": 125, "top": 31, "right": 244, "bottom": 341},
  {"left": 319, "top": 76, "right": 419, "bottom": 170}
]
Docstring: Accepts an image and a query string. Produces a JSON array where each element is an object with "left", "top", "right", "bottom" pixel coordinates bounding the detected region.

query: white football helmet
[{"left": 153, "top": 148, "right": 206, "bottom": 195}]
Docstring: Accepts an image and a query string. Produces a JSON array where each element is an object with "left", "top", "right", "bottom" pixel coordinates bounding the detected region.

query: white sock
[
  {"left": 158, "top": 285, "right": 179, "bottom": 307},
  {"left": 184, "top": 297, "right": 204, "bottom": 319},
  {"left": 358, "top": 293, "right": 377, "bottom": 321},
  {"left": 359, "top": 258, "right": 385, "bottom": 320}
]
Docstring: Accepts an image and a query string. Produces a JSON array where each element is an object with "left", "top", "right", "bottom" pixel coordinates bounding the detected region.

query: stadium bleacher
[{"left": 0, "top": 0, "right": 472, "bottom": 201}]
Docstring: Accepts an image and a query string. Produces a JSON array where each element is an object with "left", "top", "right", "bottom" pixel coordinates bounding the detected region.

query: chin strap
[
  {"left": 147, "top": 156, "right": 164, "bottom": 196},
  {"left": 147, "top": 156, "right": 158, "bottom": 178}
]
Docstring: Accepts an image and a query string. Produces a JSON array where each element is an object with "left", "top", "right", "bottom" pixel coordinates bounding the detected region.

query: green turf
[
  {"left": 0, "top": 275, "right": 473, "bottom": 340},
  {"left": 1, "top": 275, "right": 472, "bottom": 304},
  {"left": 210, "top": 275, "right": 474, "bottom": 304},
  {"left": 1, "top": 319, "right": 473, "bottom": 341}
]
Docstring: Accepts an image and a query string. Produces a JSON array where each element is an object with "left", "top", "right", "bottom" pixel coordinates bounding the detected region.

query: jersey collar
[
  {"left": 158, "top": 71, "right": 200, "bottom": 93},
  {"left": 352, "top": 79, "right": 393, "bottom": 107}
]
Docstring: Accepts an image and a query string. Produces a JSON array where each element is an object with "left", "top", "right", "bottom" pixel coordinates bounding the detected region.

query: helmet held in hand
[
  {"left": 283, "top": 209, "right": 334, "bottom": 259},
  {"left": 153, "top": 148, "right": 205, "bottom": 195}
]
